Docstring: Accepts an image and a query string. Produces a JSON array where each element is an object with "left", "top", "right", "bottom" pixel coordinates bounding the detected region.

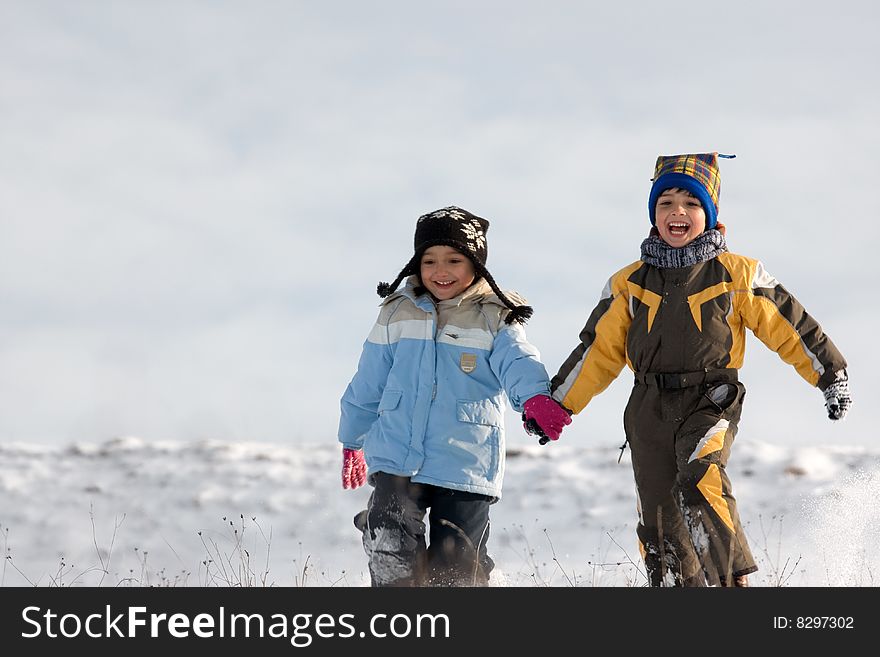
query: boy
[
  {"left": 339, "top": 206, "right": 569, "bottom": 586},
  {"left": 548, "top": 153, "right": 851, "bottom": 586}
]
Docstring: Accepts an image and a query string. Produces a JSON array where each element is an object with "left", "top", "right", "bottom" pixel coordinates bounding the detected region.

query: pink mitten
[
  {"left": 522, "top": 395, "right": 572, "bottom": 441},
  {"left": 341, "top": 447, "right": 367, "bottom": 490}
]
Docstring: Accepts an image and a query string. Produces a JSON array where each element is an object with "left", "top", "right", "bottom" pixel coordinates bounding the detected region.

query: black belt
[{"left": 633, "top": 369, "right": 738, "bottom": 389}]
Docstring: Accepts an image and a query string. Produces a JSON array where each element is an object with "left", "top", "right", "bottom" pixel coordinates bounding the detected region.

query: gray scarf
[{"left": 640, "top": 229, "right": 727, "bottom": 269}]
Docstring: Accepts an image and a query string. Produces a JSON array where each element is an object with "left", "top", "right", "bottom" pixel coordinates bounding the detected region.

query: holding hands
[{"left": 522, "top": 394, "right": 572, "bottom": 444}]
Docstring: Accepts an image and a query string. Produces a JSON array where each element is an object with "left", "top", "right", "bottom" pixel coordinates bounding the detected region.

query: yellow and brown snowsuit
[{"left": 551, "top": 251, "right": 847, "bottom": 586}]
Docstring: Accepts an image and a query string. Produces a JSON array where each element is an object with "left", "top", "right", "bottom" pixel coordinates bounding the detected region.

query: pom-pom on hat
[
  {"left": 648, "top": 152, "right": 734, "bottom": 229},
  {"left": 377, "top": 206, "right": 533, "bottom": 324}
]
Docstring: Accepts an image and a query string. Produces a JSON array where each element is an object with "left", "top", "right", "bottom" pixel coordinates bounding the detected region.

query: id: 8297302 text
[{"left": 773, "top": 616, "right": 854, "bottom": 629}]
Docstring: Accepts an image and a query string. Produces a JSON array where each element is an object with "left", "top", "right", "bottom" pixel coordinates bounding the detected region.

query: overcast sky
[{"left": 1, "top": 1, "right": 877, "bottom": 448}]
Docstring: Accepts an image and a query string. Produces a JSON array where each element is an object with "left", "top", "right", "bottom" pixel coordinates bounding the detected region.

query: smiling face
[
  {"left": 654, "top": 187, "right": 707, "bottom": 248},
  {"left": 419, "top": 245, "right": 476, "bottom": 300}
]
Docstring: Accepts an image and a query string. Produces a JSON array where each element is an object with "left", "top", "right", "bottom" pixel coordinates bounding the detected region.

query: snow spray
[{"left": 801, "top": 465, "right": 880, "bottom": 586}]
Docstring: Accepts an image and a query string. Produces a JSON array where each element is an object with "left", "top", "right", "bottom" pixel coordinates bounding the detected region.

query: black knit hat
[{"left": 377, "top": 206, "right": 533, "bottom": 324}]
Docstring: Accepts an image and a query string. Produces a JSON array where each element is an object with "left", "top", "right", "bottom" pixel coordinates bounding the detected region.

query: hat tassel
[
  {"left": 477, "top": 264, "right": 534, "bottom": 325},
  {"left": 377, "top": 254, "right": 420, "bottom": 298},
  {"left": 506, "top": 304, "right": 534, "bottom": 325},
  {"left": 376, "top": 281, "right": 395, "bottom": 297}
]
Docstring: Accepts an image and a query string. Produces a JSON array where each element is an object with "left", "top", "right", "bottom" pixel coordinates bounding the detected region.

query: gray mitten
[{"left": 823, "top": 373, "right": 852, "bottom": 421}]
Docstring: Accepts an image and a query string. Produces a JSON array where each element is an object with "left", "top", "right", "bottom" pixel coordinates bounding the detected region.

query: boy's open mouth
[
  {"left": 433, "top": 280, "right": 456, "bottom": 288},
  {"left": 667, "top": 221, "right": 690, "bottom": 236}
]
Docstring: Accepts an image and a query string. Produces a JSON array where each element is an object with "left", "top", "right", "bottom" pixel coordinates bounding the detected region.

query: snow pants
[
  {"left": 625, "top": 372, "right": 757, "bottom": 587},
  {"left": 355, "top": 472, "right": 495, "bottom": 587}
]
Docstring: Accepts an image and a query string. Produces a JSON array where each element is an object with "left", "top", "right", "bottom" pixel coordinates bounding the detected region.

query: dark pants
[
  {"left": 355, "top": 472, "right": 494, "bottom": 587},
  {"left": 625, "top": 379, "right": 758, "bottom": 587}
]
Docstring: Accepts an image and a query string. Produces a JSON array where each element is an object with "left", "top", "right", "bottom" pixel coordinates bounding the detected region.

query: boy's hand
[
  {"left": 523, "top": 416, "right": 551, "bottom": 443},
  {"left": 522, "top": 395, "right": 572, "bottom": 444},
  {"left": 342, "top": 447, "right": 367, "bottom": 489},
  {"left": 823, "top": 375, "right": 852, "bottom": 421}
]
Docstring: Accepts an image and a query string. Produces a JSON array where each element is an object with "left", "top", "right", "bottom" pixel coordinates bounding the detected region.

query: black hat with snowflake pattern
[{"left": 377, "top": 206, "right": 533, "bottom": 324}]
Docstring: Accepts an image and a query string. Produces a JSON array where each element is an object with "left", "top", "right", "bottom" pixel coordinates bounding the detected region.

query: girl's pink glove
[
  {"left": 341, "top": 447, "right": 367, "bottom": 490},
  {"left": 522, "top": 395, "right": 572, "bottom": 442}
]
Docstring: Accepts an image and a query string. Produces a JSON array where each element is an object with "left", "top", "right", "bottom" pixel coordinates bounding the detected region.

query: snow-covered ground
[{"left": 2, "top": 437, "right": 879, "bottom": 587}]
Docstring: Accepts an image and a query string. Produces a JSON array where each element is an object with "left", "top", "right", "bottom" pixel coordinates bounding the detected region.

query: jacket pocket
[
  {"left": 456, "top": 399, "right": 503, "bottom": 427},
  {"left": 453, "top": 400, "right": 503, "bottom": 483},
  {"left": 378, "top": 389, "right": 402, "bottom": 414},
  {"left": 703, "top": 381, "right": 746, "bottom": 418}
]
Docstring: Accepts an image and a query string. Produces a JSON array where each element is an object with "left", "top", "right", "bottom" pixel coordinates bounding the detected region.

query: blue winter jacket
[{"left": 338, "top": 278, "right": 551, "bottom": 499}]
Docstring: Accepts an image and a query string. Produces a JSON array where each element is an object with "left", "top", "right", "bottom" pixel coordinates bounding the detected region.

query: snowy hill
[{"left": 2, "top": 438, "right": 879, "bottom": 587}]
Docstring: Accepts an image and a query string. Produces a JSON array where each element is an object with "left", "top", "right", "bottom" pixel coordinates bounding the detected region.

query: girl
[{"left": 338, "top": 206, "right": 570, "bottom": 586}]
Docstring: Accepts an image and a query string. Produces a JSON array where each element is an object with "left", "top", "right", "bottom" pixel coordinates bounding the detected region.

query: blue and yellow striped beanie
[{"left": 648, "top": 152, "right": 733, "bottom": 229}]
